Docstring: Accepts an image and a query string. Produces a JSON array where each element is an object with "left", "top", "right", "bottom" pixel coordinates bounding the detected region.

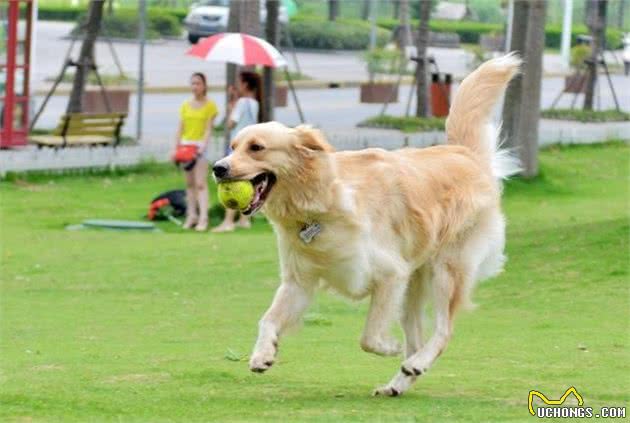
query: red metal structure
[{"left": 1, "top": 0, "right": 33, "bottom": 148}]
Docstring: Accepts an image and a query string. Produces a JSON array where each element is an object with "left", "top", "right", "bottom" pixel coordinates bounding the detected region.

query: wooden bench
[{"left": 30, "top": 112, "right": 127, "bottom": 148}]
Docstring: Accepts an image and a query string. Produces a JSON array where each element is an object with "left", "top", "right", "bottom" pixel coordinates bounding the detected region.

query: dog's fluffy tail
[{"left": 445, "top": 53, "right": 522, "bottom": 179}]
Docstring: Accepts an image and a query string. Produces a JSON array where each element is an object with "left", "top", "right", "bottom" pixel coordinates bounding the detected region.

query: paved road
[
  {"left": 30, "top": 20, "right": 629, "bottom": 145},
  {"left": 32, "top": 21, "right": 474, "bottom": 89},
  {"left": 32, "top": 20, "right": 582, "bottom": 90},
  {"left": 33, "top": 74, "right": 630, "bottom": 145}
]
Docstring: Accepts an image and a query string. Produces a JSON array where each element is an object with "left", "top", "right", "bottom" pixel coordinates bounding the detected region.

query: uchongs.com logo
[{"left": 528, "top": 387, "right": 626, "bottom": 419}]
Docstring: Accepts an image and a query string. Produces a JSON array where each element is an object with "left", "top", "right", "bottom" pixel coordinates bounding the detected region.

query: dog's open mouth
[{"left": 242, "top": 172, "right": 276, "bottom": 216}]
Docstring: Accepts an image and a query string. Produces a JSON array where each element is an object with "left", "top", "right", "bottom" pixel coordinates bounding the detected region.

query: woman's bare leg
[
  {"left": 183, "top": 169, "right": 198, "bottom": 229},
  {"left": 194, "top": 159, "right": 209, "bottom": 231},
  {"left": 212, "top": 209, "right": 236, "bottom": 232},
  {"left": 236, "top": 214, "right": 251, "bottom": 229}
]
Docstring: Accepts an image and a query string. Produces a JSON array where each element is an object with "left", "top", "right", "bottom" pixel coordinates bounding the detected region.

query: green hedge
[
  {"left": 377, "top": 18, "right": 624, "bottom": 49},
  {"left": 36, "top": 5, "right": 187, "bottom": 24},
  {"left": 358, "top": 115, "right": 446, "bottom": 133},
  {"left": 285, "top": 16, "right": 391, "bottom": 50},
  {"left": 377, "top": 18, "right": 500, "bottom": 44},
  {"left": 37, "top": 6, "right": 82, "bottom": 21},
  {"left": 541, "top": 109, "right": 630, "bottom": 122},
  {"left": 72, "top": 8, "right": 181, "bottom": 39}
]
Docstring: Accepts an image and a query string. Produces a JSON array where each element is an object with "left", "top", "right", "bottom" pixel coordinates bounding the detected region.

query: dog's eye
[{"left": 250, "top": 144, "right": 264, "bottom": 152}]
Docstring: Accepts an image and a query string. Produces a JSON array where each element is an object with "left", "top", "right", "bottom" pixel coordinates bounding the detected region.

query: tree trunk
[
  {"left": 67, "top": 0, "right": 105, "bottom": 113},
  {"left": 415, "top": 0, "right": 431, "bottom": 118},
  {"left": 226, "top": 0, "right": 241, "bottom": 111},
  {"left": 226, "top": 0, "right": 261, "bottom": 102},
  {"left": 399, "top": 0, "right": 411, "bottom": 47},
  {"left": 393, "top": 0, "right": 401, "bottom": 19},
  {"left": 583, "top": 0, "right": 607, "bottom": 110},
  {"left": 515, "top": 0, "right": 547, "bottom": 178},
  {"left": 263, "top": 0, "right": 279, "bottom": 122},
  {"left": 328, "top": 0, "right": 340, "bottom": 21},
  {"left": 500, "top": 0, "right": 529, "bottom": 148},
  {"left": 619, "top": 0, "right": 626, "bottom": 29},
  {"left": 361, "top": 0, "right": 371, "bottom": 20},
  {"left": 242, "top": 0, "right": 261, "bottom": 37}
]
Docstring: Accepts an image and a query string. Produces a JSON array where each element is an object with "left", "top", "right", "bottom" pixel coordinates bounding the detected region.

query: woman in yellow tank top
[{"left": 174, "top": 72, "right": 218, "bottom": 231}]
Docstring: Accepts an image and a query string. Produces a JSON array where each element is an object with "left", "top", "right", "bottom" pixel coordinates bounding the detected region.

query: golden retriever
[{"left": 212, "top": 54, "right": 521, "bottom": 396}]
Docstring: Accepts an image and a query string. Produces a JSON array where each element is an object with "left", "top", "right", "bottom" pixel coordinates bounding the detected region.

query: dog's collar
[{"left": 299, "top": 221, "right": 321, "bottom": 244}]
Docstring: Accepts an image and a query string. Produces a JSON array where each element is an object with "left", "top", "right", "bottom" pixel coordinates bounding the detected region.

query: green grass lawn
[{"left": 1, "top": 143, "right": 628, "bottom": 422}]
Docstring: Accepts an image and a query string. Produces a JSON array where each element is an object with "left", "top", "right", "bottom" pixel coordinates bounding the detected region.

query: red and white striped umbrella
[{"left": 186, "top": 33, "right": 287, "bottom": 68}]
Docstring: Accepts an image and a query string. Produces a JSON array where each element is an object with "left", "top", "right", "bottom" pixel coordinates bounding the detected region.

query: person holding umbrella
[
  {"left": 212, "top": 71, "right": 263, "bottom": 233},
  {"left": 185, "top": 32, "right": 303, "bottom": 232}
]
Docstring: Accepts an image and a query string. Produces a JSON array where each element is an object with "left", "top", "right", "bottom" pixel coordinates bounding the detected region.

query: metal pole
[
  {"left": 29, "top": 0, "right": 39, "bottom": 127},
  {"left": 3, "top": 0, "right": 18, "bottom": 146},
  {"left": 369, "top": 0, "right": 378, "bottom": 51},
  {"left": 136, "top": 0, "right": 146, "bottom": 143},
  {"left": 505, "top": 0, "right": 514, "bottom": 52},
  {"left": 560, "top": 0, "right": 573, "bottom": 69},
  {"left": 284, "top": 67, "right": 304, "bottom": 123}
]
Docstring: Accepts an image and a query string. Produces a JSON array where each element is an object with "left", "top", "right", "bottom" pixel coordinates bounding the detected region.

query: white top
[
  {"left": 623, "top": 34, "right": 630, "bottom": 61},
  {"left": 230, "top": 97, "right": 259, "bottom": 140}
]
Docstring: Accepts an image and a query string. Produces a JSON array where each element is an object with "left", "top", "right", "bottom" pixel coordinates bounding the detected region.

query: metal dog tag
[{"left": 299, "top": 222, "right": 321, "bottom": 244}]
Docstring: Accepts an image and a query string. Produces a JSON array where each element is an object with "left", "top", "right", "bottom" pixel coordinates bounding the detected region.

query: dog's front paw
[
  {"left": 373, "top": 385, "right": 403, "bottom": 397},
  {"left": 360, "top": 336, "right": 402, "bottom": 357},
  {"left": 249, "top": 344, "right": 277, "bottom": 373}
]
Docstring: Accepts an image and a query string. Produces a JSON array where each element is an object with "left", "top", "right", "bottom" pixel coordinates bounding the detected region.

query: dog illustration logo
[{"left": 528, "top": 387, "right": 584, "bottom": 416}]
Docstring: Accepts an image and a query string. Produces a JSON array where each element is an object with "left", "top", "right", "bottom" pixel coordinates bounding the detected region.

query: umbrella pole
[{"left": 284, "top": 67, "right": 305, "bottom": 124}]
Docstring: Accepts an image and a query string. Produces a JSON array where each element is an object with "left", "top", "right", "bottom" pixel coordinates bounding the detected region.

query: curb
[
  {"left": 34, "top": 71, "right": 576, "bottom": 96},
  {"left": 34, "top": 78, "right": 417, "bottom": 96}
]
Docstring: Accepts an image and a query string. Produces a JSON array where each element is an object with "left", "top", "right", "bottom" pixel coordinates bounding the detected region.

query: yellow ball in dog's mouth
[{"left": 217, "top": 180, "right": 255, "bottom": 211}]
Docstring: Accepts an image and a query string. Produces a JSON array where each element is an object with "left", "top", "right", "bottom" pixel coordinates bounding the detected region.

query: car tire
[{"left": 188, "top": 33, "right": 200, "bottom": 44}]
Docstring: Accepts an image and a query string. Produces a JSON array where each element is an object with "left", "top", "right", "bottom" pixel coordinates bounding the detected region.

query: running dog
[{"left": 212, "top": 54, "right": 521, "bottom": 396}]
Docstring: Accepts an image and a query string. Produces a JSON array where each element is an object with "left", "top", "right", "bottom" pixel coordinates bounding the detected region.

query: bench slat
[
  {"left": 34, "top": 112, "right": 126, "bottom": 147},
  {"left": 57, "top": 122, "right": 121, "bottom": 131},
  {"left": 31, "top": 135, "right": 113, "bottom": 146},
  {"left": 64, "top": 113, "right": 127, "bottom": 119},
  {"left": 63, "top": 129, "right": 122, "bottom": 137}
]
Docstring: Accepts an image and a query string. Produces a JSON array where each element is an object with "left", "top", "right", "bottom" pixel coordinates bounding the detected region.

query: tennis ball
[{"left": 217, "top": 180, "right": 255, "bottom": 210}]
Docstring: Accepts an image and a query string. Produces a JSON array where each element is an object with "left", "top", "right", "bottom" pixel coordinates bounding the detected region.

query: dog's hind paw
[{"left": 360, "top": 337, "right": 402, "bottom": 357}]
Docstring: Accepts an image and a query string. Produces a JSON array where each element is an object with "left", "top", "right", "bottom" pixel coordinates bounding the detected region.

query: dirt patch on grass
[
  {"left": 32, "top": 364, "right": 64, "bottom": 372},
  {"left": 104, "top": 372, "right": 171, "bottom": 384}
]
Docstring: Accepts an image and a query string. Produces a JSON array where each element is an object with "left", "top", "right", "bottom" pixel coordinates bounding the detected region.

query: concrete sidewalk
[{"left": 2, "top": 121, "right": 628, "bottom": 175}]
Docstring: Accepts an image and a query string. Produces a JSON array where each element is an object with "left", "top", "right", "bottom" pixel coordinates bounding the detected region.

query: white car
[{"left": 185, "top": 0, "right": 288, "bottom": 44}]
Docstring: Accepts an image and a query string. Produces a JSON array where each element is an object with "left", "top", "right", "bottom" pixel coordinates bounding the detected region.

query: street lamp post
[
  {"left": 560, "top": 0, "right": 573, "bottom": 70},
  {"left": 136, "top": 0, "right": 146, "bottom": 143}
]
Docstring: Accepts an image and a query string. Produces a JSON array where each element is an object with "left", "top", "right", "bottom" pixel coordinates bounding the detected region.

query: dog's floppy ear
[{"left": 293, "top": 125, "right": 334, "bottom": 154}]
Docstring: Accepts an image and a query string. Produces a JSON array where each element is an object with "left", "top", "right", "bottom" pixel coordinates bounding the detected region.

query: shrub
[
  {"left": 570, "top": 44, "right": 591, "bottom": 69},
  {"left": 363, "top": 48, "right": 406, "bottom": 78},
  {"left": 33, "top": 4, "right": 187, "bottom": 23},
  {"left": 358, "top": 115, "right": 446, "bottom": 133},
  {"left": 285, "top": 16, "right": 391, "bottom": 50},
  {"left": 377, "top": 18, "right": 502, "bottom": 44},
  {"left": 545, "top": 24, "right": 623, "bottom": 50},
  {"left": 36, "top": 6, "right": 82, "bottom": 21},
  {"left": 541, "top": 109, "right": 630, "bottom": 122},
  {"left": 376, "top": 19, "right": 624, "bottom": 49},
  {"left": 146, "top": 9, "right": 182, "bottom": 37},
  {"left": 72, "top": 8, "right": 181, "bottom": 39}
]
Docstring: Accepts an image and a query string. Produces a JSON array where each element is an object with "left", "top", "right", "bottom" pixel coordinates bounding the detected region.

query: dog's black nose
[{"left": 213, "top": 162, "right": 229, "bottom": 178}]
